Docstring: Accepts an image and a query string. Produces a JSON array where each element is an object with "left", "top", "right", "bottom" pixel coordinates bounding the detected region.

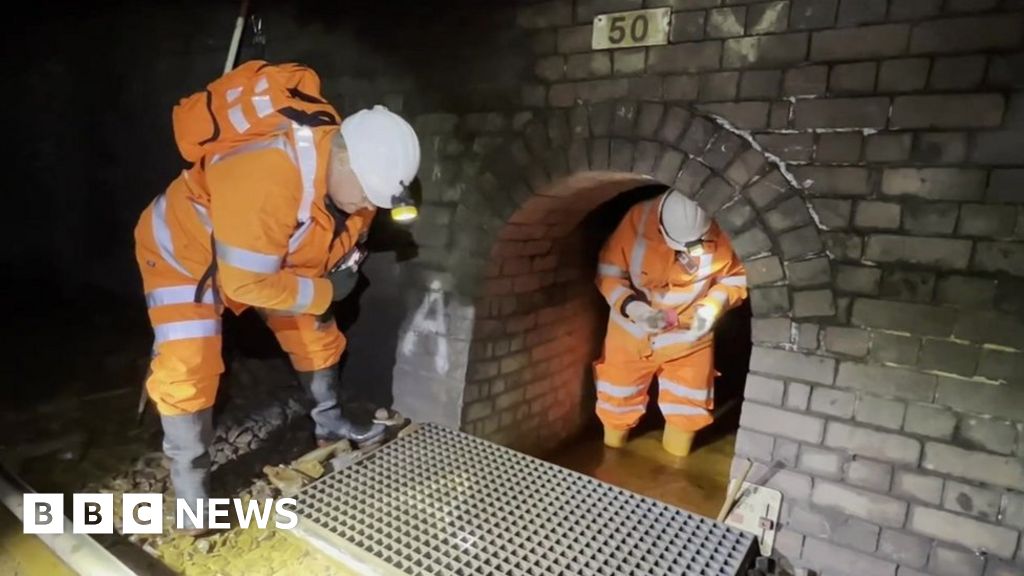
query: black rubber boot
[
  {"left": 297, "top": 368, "right": 385, "bottom": 445},
  {"left": 160, "top": 408, "right": 214, "bottom": 535}
]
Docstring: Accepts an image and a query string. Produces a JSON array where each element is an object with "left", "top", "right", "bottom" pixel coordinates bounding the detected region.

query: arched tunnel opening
[{"left": 462, "top": 173, "right": 754, "bottom": 515}]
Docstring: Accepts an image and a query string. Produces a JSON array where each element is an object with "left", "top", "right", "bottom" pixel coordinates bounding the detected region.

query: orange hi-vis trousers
[
  {"left": 593, "top": 327, "right": 716, "bottom": 433},
  {"left": 593, "top": 194, "right": 748, "bottom": 432}
]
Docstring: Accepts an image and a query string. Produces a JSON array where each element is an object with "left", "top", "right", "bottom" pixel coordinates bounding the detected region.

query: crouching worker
[
  {"left": 133, "top": 61, "right": 420, "bottom": 534},
  {"left": 592, "top": 189, "right": 748, "bottom": 456}
]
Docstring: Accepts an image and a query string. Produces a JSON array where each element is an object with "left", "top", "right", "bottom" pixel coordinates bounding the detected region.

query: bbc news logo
[{"left": 23, "top": 494, "right": 298, "bottom": 534}]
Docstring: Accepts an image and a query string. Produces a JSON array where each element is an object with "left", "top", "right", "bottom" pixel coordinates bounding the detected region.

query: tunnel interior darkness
[{"left": 464, "top": 176, "right": 753, "bottom": 455}]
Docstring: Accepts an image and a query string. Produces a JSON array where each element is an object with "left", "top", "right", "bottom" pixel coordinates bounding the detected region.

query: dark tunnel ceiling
[{"left": 8, "top": 0, "right": 531, "bottom": 111}]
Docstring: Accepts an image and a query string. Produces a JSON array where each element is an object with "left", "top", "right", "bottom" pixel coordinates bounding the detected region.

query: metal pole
[{"left": 223, "top": 0, "right": 250, "bottom": 75}]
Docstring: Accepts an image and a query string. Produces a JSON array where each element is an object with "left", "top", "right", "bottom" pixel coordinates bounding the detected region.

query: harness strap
[{"left": 194, "top": 233, "right": 220, "bottom": 305}]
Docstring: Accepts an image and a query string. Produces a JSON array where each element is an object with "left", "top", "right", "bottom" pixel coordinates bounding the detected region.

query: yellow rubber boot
[
  {"left": 603, "top": 427, "right": 629, "bottom": 448},
  {"left": 662, "top": 425, "right": 696, "bottom": 457}
]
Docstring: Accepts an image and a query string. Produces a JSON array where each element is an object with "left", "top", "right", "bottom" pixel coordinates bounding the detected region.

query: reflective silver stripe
[
  {"left": 154, "top": 320, "right": 221, "bottom": 345},
  {"left": 658, "top": 403, "right": 710, "bottom": 416},
  {"left": 608, "top": 285, "right": 631, "bottom": 306},
  {"left": 226, "top": 86, "right": 243, "bottom": 103},
  {"left": 598, "top": 263, "right": 627, "bottom": 278},
  {"left": 596, "top": 401, "right": 645, "bottom": 415},
  {"left": 652, "top": 329, "right": 702, "bottom": 349},
  {"left": 216, "top": 242, "right": 282, "bottom": 274},
  {"left": 628, "top": 202, "right": 653, "bottom": 295},
  {"left": 657, "top": 290, "right": 701, "bottom": 307},
  {"left": 706, "top": 289, "right": 729, "bottom": 308},
  {"left": 228, "top": 104, "right": 250, "bottom": 133},
  {"left": 191, "top": 201, "right": 212, "bottom": 233},
  {"left": 210, "top": 134, "right": 296, "bottom": 166},
  {"left": 596, "top": 381, "right": 646, "bottom": 399},
  {"left": 292, "top": 123, "right": 317, "bottom": 224},
  {"left": 288, "top": 219, "right": 314, "bottom": 254},
  {"left": 720, "top": 275, "right": 747, "bottom": 287},
  {"left": 252, "top": 94, "right": 274, "bottom": 118},
  {"left": 611, "top": 311, "right": 647, "bottom": 339},
  {"left": 289, "top": 277, "right": 314, "bottom": 312},
  {"left": 659, "top": 377, "right": 709, "bottom": 401},
  {"left": 152, "top": 195, "right": 191, "bottom": 277},
  {"left": 255, "top": 76, "right": 269, "bottom": 93},
  {"left": 146, "top": 285, "right": 214, "bottom": 307}
]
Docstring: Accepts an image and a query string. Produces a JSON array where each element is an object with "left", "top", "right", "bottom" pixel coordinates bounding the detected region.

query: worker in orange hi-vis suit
[
  {"left": 593, "top": 189, "right": 748, "bottom": 457},
  {"left": 132, "top": 61, "right": 420, "bottom": 533}
]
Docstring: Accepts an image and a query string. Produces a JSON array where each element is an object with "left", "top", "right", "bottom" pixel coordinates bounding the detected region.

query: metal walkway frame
[{"left": 292, "top": 423, "right": 757, "bottom": 576}]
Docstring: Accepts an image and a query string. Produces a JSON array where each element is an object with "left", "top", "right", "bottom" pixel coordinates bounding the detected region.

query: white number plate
[{"left": 592, "top": 8, "right": 671, "bottom": 50}]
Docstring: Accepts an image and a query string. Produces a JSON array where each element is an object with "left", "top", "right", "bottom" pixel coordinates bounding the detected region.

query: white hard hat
[
  {"left": 658, "top": 189, "right": 711, "bottom": 251},
  {"left": 340, "top": 105, "right": 421, "bottom": 210}
]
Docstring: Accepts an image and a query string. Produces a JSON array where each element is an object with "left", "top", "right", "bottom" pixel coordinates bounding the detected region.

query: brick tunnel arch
[{"left": 448, "top": 102, "right": 834, "bottom": 454}]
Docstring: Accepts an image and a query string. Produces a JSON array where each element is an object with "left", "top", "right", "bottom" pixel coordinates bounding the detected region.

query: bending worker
[
  {"left": 593, "top": 189, "right": 747, "bottom": 456},
  {"left": 133, "top": 61, "right": 420, "bottom": 532}
]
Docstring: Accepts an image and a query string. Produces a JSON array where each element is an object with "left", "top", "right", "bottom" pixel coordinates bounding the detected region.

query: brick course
[
  {"left": 825, "top": 421, "right": 923, "bottom": 465},
  {"left": 489, "top": 2, "right": 1024, "bottom": 573},
  {"left": 905, "top": 403, "right": 956, "bottom": 439},
  {"left": 908, "top": 505, "right": 1019, "bottom": 560},
  {"left": 891, "top": 94, "right": 1005, "bottom": 129},
  {"left": 811, "top": 25, "right": 910, "bottom": 61},
  {"left": 893, "top": 469, "right": 944, "bottom": 505},
  {"left": 923, "top": 442, "right": 1024, "bottom": 491},
  {"left": 741, "top": 402, "right": 826, "bottom": 443},
  {"left": 801, "top": 537, "right": 896, "bottom": 576},
  {"left": 812, "top": 480, "right": 907, "bottom": 527}
]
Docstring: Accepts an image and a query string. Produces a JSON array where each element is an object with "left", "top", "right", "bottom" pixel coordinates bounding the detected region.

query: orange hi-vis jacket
[
  {"left": 146, "top": 61, "right": 372, "bottom": 317},
  {"left": 596, "top": 196, "right": 747, "bottom": 358},
  {"left": 134, "top": 61, "right": 370, "bottom": 415},
  {"left": 592, "top": 194, "right": 747, "bottom": 432},
  {"left": 156, "top": 125, "right": 373, "bottom": 316}
]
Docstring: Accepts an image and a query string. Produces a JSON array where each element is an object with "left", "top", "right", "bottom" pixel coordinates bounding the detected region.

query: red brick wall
[{"left": 462, "top": 178, "right": 648, "bottom": 453}]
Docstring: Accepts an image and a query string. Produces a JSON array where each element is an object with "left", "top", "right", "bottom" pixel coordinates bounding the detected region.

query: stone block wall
[{"left": 386, "top": 1, "right": 1024, "bottom": 574}]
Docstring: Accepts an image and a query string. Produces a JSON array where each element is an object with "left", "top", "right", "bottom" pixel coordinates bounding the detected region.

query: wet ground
[{"left": 550, "top": 428, "right": 736, "bottom": 520}]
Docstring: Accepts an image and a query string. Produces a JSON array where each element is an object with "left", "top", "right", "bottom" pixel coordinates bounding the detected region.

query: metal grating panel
[{"left": 293, "top": 423, "right": 757, "bottom": 576}]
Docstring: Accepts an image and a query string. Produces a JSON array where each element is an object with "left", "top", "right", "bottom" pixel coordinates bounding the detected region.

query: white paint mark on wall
[
  {"left": 786, "top": 321, "right": 800, "bottom": 352},
  {"left": 400, "top": 280, "right": 450, "bottom": 375},
  {"left": 751, "top": 2, "right": 786, "bottom": 33}
]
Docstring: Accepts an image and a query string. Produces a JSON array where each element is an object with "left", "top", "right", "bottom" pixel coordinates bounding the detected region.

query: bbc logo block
[
  {"left": 23, "top": 493, "right": 297, "bottom": 534},
  {"left": 24, "top": 493, "right": 162, "bottom": 535},
  {"left": 23, "top": 494, "right": 65, "bottom": 534}
]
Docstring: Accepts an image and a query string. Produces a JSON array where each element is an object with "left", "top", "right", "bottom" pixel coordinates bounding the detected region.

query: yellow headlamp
[
  {"left": 391, "top": 204, "right": 418, "bottom": 222},
  {"left": 389, "top": 182, "right": 418, "bottom": 223}
]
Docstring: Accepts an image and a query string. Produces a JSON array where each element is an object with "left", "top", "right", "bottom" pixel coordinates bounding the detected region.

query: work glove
[
  {"left": 624, "top": 301, "right": 672, "bottom": 335},
  {"left": 328, "top": 266, "right": 359, "bottom": 301},
  {"left": 688, "top": 305, "right": 718, "bottom": 339}
]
